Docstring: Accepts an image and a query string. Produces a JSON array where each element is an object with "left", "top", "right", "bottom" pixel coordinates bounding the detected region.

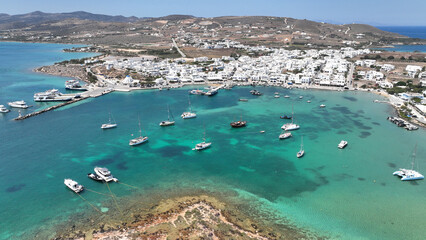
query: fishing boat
[
  {"left": 0, "top": 105, "right": 9, "bottom": 113},
  {"left": 181, "top": 98, "right": 197, "bottom": 119},
  {"left": 281, "top": 106, "right": 300, "bottom": 131},
  {"left": 320, "top": 104, "right": 326, "bottom": 108},
  {"left": 279, "top": 130, "right": 292, "bottom": 139},
  {"left": 8, "top": 100, "right": 29, "bottom": 109},
  {"left": 101, "top": 112, "right": 117, "bottom": 129},
  {"left": 94, "top": 167, "right": 118, "bottom": 182},
  {"left": 338, "top": 140, "right": 348, "bottom": 149},
  {"left": 231, "top": 116, "right": 247, "bottom": 128},
  {"left": 193, "top": 129, "right": 212, "bottom": 151},
  {"left": 280, "top": 115, "right": 292, "bottom": 119},
  {"left": 393, "top": 145, "right": 424, "bottom": 181},
  {"left": 159, "top": 105, "right": 175, "bottom": 126},
  {"left": 297, "top": 136, "right": 305, "bottom": 158},
  {"left": 64, "top": 179, "right": 84, "bottom": 193},
  {"left": 129, "top": 116, "right": 149, "bottom": 146}
]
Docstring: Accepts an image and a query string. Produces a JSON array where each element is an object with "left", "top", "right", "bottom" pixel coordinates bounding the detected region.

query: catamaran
[
  {"left": 297, "top": 136, "right": 305, "bottom": 158},
  {"left": 193, "top": 129, "right": 212, "bottom": 151},
  {"left": 393, "top": 145, "right": 424, "bottom": 181},
  {"left": 101, "top": 112, "right": 117, "bottom": 129},
  {"left": 129, "top": 116, "right": 149, "bottom": 146},
  {"left": 64, "top": 179, "right": 84, "bottom": 193},
  {"left": 160, "top": 105, "right": 175, "bottom": 126},
  {"left": 281, "top": 106, "right": 300, "bottom": 131},
  {"left": 181, "top": 97, "right": 197, "bottom": 119}
]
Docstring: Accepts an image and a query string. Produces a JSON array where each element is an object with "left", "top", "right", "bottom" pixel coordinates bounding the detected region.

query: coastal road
[
  {"left": 347, "top": 63, "right": 355, "bottom": 89},
  {"left": 172, "top": 38, "right": 186, "bottom": 58}
]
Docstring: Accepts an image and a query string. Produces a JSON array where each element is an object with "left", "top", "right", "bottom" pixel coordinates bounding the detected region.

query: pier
[{"left": 14, "top": 97, "right": 89, "bottom": 121}]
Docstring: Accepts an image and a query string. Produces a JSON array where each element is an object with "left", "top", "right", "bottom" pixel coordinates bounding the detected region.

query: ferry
[
  {"left": 94, "top": 167, "right": 118, "bottom": 182},
  {"left": 338, "top": 140, "right": 348, "bottom": 149},
  {"left": 8, "top": 100, "right": 29, "bottom": 109},
  {"left": 34, "top": 89, "right": 73, "bottom": 102},
  {"left": 0, "top": 105, "right": 9, "bottom": 113},
  {"left": 64, "top": 179, "right": 84, "bottom": 193},
  {"left": 65, "top": 80, "right": 87, "bottom": 91}
]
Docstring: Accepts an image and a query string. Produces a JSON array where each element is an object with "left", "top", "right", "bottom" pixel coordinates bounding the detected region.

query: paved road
[{"left": 172, "top": 38, "right": 186, "bottom": 58}]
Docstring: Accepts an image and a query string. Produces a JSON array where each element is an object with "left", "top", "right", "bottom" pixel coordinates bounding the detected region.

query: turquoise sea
[{"left": 1, "top": 42, "right": 426, "bottom": 240}]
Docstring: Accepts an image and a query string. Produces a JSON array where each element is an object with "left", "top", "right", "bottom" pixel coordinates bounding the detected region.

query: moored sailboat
[
  {"left": 129, "top": 116, "right": 149, "bottom": 146},
  {"left": 297, "top": 136, "right": 305, "bottom": 158},
  {"left": 101, "top": 112, "right": 117, "bottom": 129},
  {"left": 181, "top": 97, "right": 197, "bottom": 119},
  {"left": 160, "top": 105, "right": 175, "bottom": 126},
  {"left": 393, "top": 145, "right": 424, "bottom": 181}
]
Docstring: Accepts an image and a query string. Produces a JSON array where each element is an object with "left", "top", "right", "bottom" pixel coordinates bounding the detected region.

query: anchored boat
[
  {"left": 129, "top": 116, "right": 149, "bottom": 146},
  {"left": 93, "top": 167, "right": 118, "bottom": 182},
  {"left": 297, "top": 136, "right": 305, "bottom": 158},
  {"left": 8, "top": 100, "right": 29, "bottom": 109},
  {"left": 181, "top": 97, "right": 197, "bottom": 119},
  {"left": 338, "top": 140, "right": 348, "bottom": 149},
  {"left": 160, "top": 105, "right": 175, "bottom": 126},
  {"left": 64, "top": 179, "right": 84, "bottom": 193},
  {"left": 101, "top": 112, "right": 117, "bottom": 129},
  {"left": 393, "top": 145, "right": 424, "bottom": 181}
]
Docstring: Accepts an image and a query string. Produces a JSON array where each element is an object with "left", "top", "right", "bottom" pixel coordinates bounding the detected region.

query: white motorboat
[
  {"left": 101, "top": 112, "right": 117, "bottom": 129},
  {"left": 279, "top": 131, "right": 292, "bottom": 139},
  {"left": 65, "top": 80, "right": 87, "bottom": 91},
  {"left": 160, "top": 105, "right": 175, "bottom": 126},
  {"left": 193, "top": 129, "right": 211, "bottom": 151},
  {"left": 307, "top": 100, "right": 311, "bottom": 103},
  {"left": 129, "top": 116, "right": 149, "bottom": 146},
  {"left": 34, "top": 89, "right": 73, "bottom": 102},
  {"left": 8, "top": 100, "right": 29, "bottom": 109},
  {"left": 299, "top": 96, "right": 303, "bottom": 99},
  {"left": 94, "top": 167, "right": 118, "bottom": 182},
  {"left": 338, "top": 140, "right": 348, "bottom": 149},
  {"left": 393, "top": 145, "right": 424, "bottom": 181},
  {"left": 297, "top": 136, "right": 305, "bottom": 158},
  {"left": 284, "top": 95, "right": 290, "bottom": 98},
  {"left": 181, "top": 97, "right": 197, "bottom": 119},
  {"left": 281, "top": 105, "right": 300, "bottom": 131},
  {"left": 274, "top": 92, "right": 279, "bottom": 95},
  {"left": 274, "top": 95, "right": 280, "bottom": 98},
  {"left": 0, "top": 105, "right": 9, "bottom": 113},
  {"left": 64, "top": 179, "right": 84, "bottom": 193},
  {"left": 320, "top": 104, "right": 326, "bottom": 108}
]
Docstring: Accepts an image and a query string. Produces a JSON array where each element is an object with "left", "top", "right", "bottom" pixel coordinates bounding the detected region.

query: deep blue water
[{"left": 377, "top": 26, "right": 426, "bottom": 39}]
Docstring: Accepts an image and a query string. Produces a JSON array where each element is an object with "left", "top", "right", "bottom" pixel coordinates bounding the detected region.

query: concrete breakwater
[{"left": 14, "top": 97, "right": 89, "bottom": 121}]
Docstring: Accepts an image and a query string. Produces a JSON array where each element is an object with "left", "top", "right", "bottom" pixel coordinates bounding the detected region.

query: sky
[{"left": 0, "top": 0, "right": 425, "bottom": 26}]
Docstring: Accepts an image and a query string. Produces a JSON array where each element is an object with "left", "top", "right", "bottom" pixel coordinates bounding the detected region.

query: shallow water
[{"left": 0, "top": 43, "right": 425, "bottom": 240}]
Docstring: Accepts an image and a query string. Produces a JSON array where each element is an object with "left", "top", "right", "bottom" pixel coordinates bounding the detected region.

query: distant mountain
[{"left": 0, "top": 11, "right": 141, "bottom": 25}]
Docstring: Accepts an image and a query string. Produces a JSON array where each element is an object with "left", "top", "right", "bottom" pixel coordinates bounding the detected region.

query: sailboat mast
[
  {"left": 411, "top": 144, "right": 417, "bottom": 170},
  {"left": 138, "top": 115, "right": 142, "bottom": 137}
]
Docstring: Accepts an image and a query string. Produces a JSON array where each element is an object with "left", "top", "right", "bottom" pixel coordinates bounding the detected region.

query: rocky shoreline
[
  {"left": 47, "top": 187, "right": 318, "bottom": 240},
  {"left": 35, "top": 64, "right": 89, "bottom": 82}
]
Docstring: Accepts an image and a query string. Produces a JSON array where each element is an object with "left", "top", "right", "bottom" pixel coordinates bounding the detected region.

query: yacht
[
  {"left": 338, "top": 140, "right": 348, "bottom": 149},
  {"left": 34, "top": 89, "right": 73, "bottom": 102},
  {"left": 64, "top": 179, "right": 84, "bottom": 193},
  {"left": 320, "top": 104, "right": 326, "bottom": 108},
  {"left": 0, "top": 105, "right": 9, "bottom": 113},
  {"left": 101, "top": 112, "right": 117, "bottom": 129},
  {"left": 8, "top": 100, "right": 29, "bottom": 109},
  {"left": 65, "top": 80, "right": 87, "bottom": 91},
  {"left": 281, "top": 106, "right": 300, "bottom": 131},
  {"left": 297, "top": 136, "right": 305, "bottom": 158},
  {"left": 193, "top": 130, "right": 212, "bottom": 151},
  {"left": 279, "top": 131, "right": 292, "bottom": 139},
  {"left": 94, "top": 167, "right": 118, "bottom": 182},
  {"left": 129, "top": 116, "right": 149, "bottom": 146},
  {"left": 274, "top": 95, "right": 280, "bottom": 98},
  {"left": 181, "top": 98, "right": 197, "bottom": 119},
  {"left": 299, "top": 96, "right": 303, "bottom": 99},
  {"left": 159, "top": 105, "right": 175, "bottom": 126},
  {"left": 393, "top": 145, "right": 424, "bottom": 181}
]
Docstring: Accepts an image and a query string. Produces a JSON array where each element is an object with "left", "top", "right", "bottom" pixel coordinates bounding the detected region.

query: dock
[{"left": 14, "top": 97, "right": 89, "bottom": 121}]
